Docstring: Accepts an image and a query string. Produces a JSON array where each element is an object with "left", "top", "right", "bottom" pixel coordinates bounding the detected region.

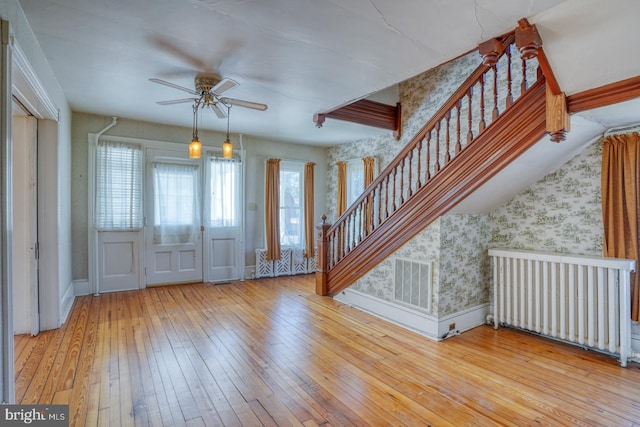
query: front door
[{"left": 145, "top": 149, "right": 203, "bottom": 285}]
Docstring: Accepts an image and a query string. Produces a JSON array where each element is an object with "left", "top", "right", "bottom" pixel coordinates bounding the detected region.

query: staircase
[{"left": 316, "top": 32, "right": 555, "bottom": 297}]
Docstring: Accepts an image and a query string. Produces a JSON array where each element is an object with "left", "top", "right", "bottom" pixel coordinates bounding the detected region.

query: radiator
[
  {"left": 255, "top": 248, "right": 317, "bottom": 278},
  {"left": 489, "top": 249, "right": 636, "bottom": 367}
]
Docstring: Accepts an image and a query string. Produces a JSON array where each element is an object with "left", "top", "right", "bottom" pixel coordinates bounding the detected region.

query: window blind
[{"left": 95, "top": 139, "right": 143, "bottom": 230}]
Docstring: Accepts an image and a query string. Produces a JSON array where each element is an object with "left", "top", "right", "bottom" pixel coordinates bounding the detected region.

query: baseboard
[
  {"left": 60, "top": 281, "right": 76, "bottom": 325},
  {"left": 73, "top": 279, "right": 90, "bottom": 296},
  {"left": 335, "top": 288, "right": 490, "bottom": 341},
  {"left": 245, "top": 265, "right": 256, "bottom": 280},
  {"left": 437, "top": 302, "right": 491, "bottom": 338}
]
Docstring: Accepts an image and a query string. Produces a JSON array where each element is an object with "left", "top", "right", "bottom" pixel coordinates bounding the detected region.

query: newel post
[{"left": 315, "top": 215, "right": 331, "bottom": 296}]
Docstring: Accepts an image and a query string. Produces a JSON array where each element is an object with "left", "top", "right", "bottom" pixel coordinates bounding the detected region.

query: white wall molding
[
  {"left": 335, "top": 288, "right": 489, "bottom": 341},
  {"left": 60, "top": 280, "right": 75, "bottom": 325},
  {"left": 11, "top": 41, "right": 58, "bottom": 121},
  {"left": 73, "top": 279, "right": 90, "bottom": 296}
]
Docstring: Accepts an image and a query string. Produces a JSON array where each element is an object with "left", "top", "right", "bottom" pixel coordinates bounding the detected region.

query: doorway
[
  {"left": 93, "top": 140, "right": 244, "bottom": 292},
  {"left": 145, "top": 147, "right": 244, "bottom": 285}
]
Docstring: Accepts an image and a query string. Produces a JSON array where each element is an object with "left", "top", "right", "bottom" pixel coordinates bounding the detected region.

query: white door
[
  {"left": 93, "top": 138, "right": 144, "bottom": 293},
  {"left": 204, "top": 154, "right": 243, "bottom": 282},
  {"left": 145, "top": 149, "right": 203, "bottom": 285},
  {"left": 11, "top": 113, "right": 39, "bottom": 335}
]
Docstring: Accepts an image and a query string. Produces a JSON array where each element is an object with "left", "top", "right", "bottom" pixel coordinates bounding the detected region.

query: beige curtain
[
  {"left": 337, "top": 161, "right": 347, "bottom": 216},
  {"left": 363, "top": 156, "right": 375, "bottom": 187},
  {"left": 363, "top": 157, "right": 375, "bottom": 233},
  {"left": 304, "top": 162, "right": 315, "bottom": 258},
  {"left": 601, "top": 132, "right": 640, "bottom": 321},
  {"left": 265, "top": 158, "right": 281, "bottom": 261}
]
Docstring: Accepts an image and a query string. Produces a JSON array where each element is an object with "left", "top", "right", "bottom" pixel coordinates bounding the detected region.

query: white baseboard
[
  {"left": 335, "top": 288, "right": 490, "bottom": 341},
  {"left": 60, "top": 281, "right": 76, "bottom": 325},
  {"left": 245, "top": 265, "right": 256, "bottom": 280},
  {"left": 73, "top": 279, "right": 90, "bottom": 296}
]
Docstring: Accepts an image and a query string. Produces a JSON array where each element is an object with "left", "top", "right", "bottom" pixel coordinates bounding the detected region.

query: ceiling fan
[{"left": 149, "top": 73, "right": 268, "bottom": 118}]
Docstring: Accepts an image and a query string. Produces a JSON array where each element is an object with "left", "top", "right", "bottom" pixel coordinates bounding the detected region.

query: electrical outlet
[{"left": 449, "top": 323, "right": 456, "bottom": 331}]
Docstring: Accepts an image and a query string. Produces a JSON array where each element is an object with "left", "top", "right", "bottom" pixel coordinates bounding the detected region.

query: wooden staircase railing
[{"left": 316, "top": 33, "right": 550, "bottom": 296}]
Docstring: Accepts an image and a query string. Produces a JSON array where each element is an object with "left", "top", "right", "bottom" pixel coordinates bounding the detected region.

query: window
[
  {"left": 346, "top": 158, "right": 365, "bottom": 206},
  {"left": 152, "top": 162, "right": 200, "bottom": 244},
  {"left": 208, "top": 155, "right": 240, "bottom": 227},
  {"left": 279, "top": 161, "right": 304, "bottom": 247},
  {"left": 95, "top": 139, "right": 143, "bottom": 230}
]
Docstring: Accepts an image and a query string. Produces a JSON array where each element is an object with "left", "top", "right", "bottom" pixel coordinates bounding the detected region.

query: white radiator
[
  {"left": 489, "top": 249, "right": 636, "bottom": 367},
  {"left": 255, "top": 248, "right": 317, "bottom": 278}
]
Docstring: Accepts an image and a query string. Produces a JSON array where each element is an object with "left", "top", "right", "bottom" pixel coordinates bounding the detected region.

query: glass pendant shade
[
  {"left": 189, "top": 137, "right": 202, "bottom": 159},
  {"left": 222, "top": 138, "right": 233, "bottom": 159}
]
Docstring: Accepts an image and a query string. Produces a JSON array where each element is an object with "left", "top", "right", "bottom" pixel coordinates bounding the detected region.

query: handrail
[{"left": 319, "top": 32, "right": 545, "bottom": 292}]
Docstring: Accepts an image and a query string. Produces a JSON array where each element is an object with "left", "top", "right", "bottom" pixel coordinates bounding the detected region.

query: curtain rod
[{"left": 604, "top": 122, "right": 640, "bottom": 136}]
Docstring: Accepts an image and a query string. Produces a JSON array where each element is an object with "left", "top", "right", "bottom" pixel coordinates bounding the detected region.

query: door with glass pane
[
  {"left": 204, "top": 154, "right": 243, "bottom": 282},
  {"left": 145, "top": 149, "right": 203, "bottom": 285},
  {"left": 94, "top": 138, "right": 144, "bottom": 293}
]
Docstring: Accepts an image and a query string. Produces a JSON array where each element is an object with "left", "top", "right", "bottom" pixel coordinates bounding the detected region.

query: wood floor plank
[{"left": 14, "top": 275, "right": 640, "bottom": 426}]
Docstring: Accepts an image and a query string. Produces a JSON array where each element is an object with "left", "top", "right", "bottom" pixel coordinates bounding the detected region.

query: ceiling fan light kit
[{"left": 151, "top": 73, "right": 268, "bottom": 159}]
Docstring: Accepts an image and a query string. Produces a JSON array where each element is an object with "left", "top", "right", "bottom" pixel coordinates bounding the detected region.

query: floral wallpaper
[
  {"left": 439, "top": 214, "right": 492, "bottom": 316},
  {"left": 326, "top": 45, "right": 606, "bottom": 321},
  {"left": 351, "top": 218, "right": 442, "bottom": 311},
  {"left": 489, "top": 139, "right": 603, "bottom": 255}
]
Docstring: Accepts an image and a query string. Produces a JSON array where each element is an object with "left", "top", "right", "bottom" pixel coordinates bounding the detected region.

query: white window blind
[
  {"left": 95, "top": 139, "right": 143, "bottom": 230},
  {"left": 207, "top": 155, "right": 240, "bottom": 227}
]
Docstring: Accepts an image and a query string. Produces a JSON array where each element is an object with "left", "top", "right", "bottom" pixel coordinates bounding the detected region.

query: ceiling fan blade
[
  {"left": 221, "top": 97, "right": 268, "bottom": 111},
  {"left": 211, "top": 78, "right": 238, "bottom": 95},
  {"left": 156, "top": 98, "right": 197, "bottom": 105},
  {"left": 149, "top": 78, "right": 199, "bottom": 95},
  {"left": 211, "top": 104, "right": 227, "bottom": 119}
]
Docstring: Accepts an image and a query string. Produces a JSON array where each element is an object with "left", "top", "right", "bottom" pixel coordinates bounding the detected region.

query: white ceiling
[
  {"left": 16, "top": 0, "right": 640, "bottom": 146},
  {"left": 14, "top": 0, "right": 640, "bottom": 214}
]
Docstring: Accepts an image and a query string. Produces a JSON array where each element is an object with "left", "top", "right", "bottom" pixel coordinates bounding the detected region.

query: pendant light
[
  {"left": 188, "top": 103, "right": 202, "bottom": 159},
  {"left": 222, "top": 104, "right": 233, "bottom": 159}
]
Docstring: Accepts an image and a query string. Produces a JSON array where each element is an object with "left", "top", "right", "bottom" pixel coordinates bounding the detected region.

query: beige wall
[{"left": 71, "top": 112, "right": 328, "bottom": 281}]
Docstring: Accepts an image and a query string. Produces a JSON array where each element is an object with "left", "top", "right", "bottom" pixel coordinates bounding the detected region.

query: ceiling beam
[
  {"left": 315, "top": 99, "right": 401, "bottom": 140},
  {"left": 567, "top": 75, "right": 640, "bottom": 113}
]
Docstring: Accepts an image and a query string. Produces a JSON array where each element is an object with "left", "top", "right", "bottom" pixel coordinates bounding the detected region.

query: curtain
[
  {"left": 266, "top": 158, "right": 281, "bottom": 261},
  {"left": 363, "top": 156, "right": 375, "bottom": 187},
  {"left": 304, "top": 162, "right": 315, "bottom": 258},
  {"left": 601, "top": 132, "right": 640, "bottom": 321},
  {"left": 152, "top": 162, "right": 201, "bottom": 244},
  {"left": 363, "top": 156, "right": 375, "bottom": 233},
  {"left": 337, "top": 161, "right": 347, "bottom": 216},
  {"left": 207, "top": 155, "right": 240, "bottom": 227},
  {"left": 95, "top": 140, "right": 143, "bottom": 230}
]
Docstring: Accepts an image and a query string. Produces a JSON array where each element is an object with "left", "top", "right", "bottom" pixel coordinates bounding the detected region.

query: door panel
[
  {"left": 98, "top": 231, "right": 141, "bottom": 292},
  {"left": 206, "top": 230, "right": 238, "bottom": 282},
  {"left": 145, "top": 149, "right": 203, "bottom": 285},
  {"left": 11, "top": 114, "right": 39, "bottom": 335}
]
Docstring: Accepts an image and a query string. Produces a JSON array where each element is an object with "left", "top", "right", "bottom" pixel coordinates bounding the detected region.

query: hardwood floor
[{"left": 14, "top": 274, "right": 640, "bottom": 426}]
